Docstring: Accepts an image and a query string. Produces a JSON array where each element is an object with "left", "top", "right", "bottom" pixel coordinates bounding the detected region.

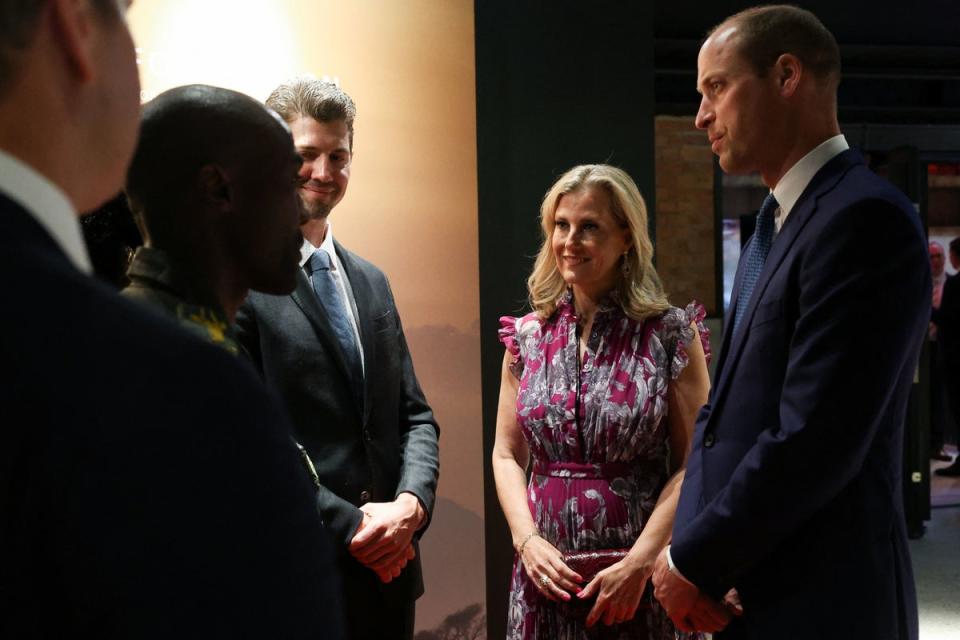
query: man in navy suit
[
  {"left": 651, "top": 6, "right": 928, "bottom": 639},
  {"left": 0, "top": 2, "right": 343, "bottom": 637}
]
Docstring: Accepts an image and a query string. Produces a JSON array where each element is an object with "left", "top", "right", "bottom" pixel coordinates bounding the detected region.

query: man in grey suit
[{"left": 236, "top": 78, "right": 440, "bottom": 640}]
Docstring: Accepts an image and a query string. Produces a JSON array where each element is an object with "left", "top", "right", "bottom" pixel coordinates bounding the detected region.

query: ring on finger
[{"left": 539, "top": 575, "right": 551, "bottom": 587}]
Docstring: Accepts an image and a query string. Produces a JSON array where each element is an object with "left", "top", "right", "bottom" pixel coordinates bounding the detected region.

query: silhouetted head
[{"left": 126, "top": 84, "right": 304, "bottom": 296}]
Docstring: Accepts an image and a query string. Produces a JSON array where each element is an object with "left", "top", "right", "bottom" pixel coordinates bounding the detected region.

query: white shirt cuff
[{"left": 666, "top": 545, "right": 696, "bottom": 587}]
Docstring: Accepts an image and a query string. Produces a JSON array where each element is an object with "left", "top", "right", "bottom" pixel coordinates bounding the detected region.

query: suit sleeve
[
  {"left": 671, "top": 198, "right": 929, "bottom": 592},
  {"left": 385, "top": 282, "right": 441, "bottom": 533},
  {"left": 59, "top": 348, "right": 346, "bottom": 638},
  {"left": 235, "top": 298, "right": 365, "bottom": 546}
]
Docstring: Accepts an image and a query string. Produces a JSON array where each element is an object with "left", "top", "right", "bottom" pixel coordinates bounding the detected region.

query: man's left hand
[
  {"left": 348, "top": 493, "right": 424, "bottom": 573},
  {"left": 652, "top": 547, "right": 734, "bottom": 632}
]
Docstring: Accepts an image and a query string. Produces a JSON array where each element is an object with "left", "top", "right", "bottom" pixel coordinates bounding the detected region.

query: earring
[{"left": 621, "top": 251, "right": 631, "bottom": 276}]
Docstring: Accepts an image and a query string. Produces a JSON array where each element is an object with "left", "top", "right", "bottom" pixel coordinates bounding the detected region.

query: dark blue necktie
[
  {"left": 733, "top": 193, "right": 779, "bottom": 333},
  {"left": 307, "top": 250, "right": 363, "bottom": 387}
]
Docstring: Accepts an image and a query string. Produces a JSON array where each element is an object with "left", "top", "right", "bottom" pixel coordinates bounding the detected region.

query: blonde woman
[{"left": 492, "top": 165, "right": 712, "bottom": 639}]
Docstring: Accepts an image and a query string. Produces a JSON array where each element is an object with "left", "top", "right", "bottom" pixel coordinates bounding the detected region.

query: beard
[{"left": 299, "top": 190, "right": 334, "bottom": 220}]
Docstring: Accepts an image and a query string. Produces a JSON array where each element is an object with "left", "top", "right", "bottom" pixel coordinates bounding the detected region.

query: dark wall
[
  {"left": 475, "top": 2, "right": 656, "bottom": 636},
  {"left": 654, "top": 1, "right": 960, "bottom": 123},
  {"left": 656, "top": 0, "right": 959, "bottom": 44}
]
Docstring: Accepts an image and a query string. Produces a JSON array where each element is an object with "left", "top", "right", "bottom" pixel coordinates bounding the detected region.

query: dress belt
[{"left": 532, "top": 461, "right": 638, "bottom": 479}]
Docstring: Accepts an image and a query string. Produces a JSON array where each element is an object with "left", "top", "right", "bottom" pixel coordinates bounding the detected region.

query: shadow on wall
[
  {"left": 416, "top": 498, "right": 486, "bottom": 634},
  {"left": 405, "top": 320, "right": 485, "bottom": 502},
  {"left": 404, "top": 323, "right": 486, "bottom": 634},
  {"left": 404, "top": 322, "right": 484, "bottom": 519},
  {"left": 414, "top": 603, "right": 486, "bottom": 640}
]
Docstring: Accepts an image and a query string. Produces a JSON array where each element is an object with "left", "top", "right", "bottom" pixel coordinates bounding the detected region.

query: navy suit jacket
[
  {"left": 236, "top": 240, "right": 440, "bottom": 620},
  {"left": 671, "top": 150, "right": 927, "bottom": 640},
  {"left": 0, "top": 194, "right": 344, "bottom": 638}
]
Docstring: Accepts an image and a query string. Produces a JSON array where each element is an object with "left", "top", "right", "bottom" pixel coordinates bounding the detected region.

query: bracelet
[{"left": 517, "top": 531, "right": 540, "bottom": 556}]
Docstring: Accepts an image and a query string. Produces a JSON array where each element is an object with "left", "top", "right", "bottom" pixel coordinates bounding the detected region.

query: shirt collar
[
  {"left": 126, "top": 246, "right": 223, "bottom": 313},
  {"left": 0, "top": 149, "right": 92, "bottom": 273},
  {"left": 773, "top": 134, "right": 849, "bottom": 223},
  {"left": 299, "top": 222, "right": 338, "bottom": 269}
]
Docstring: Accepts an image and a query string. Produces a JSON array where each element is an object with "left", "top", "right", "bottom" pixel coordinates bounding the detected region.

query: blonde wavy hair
[{"left": 527, "top": 164, "right": 670, "bottom": 321}]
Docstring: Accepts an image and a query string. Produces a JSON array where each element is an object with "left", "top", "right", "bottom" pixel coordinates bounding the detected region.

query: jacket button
[
  {"left": 360, "top": 490, "right": 371, "bottom": 503},
  {"left": 703, "top": 433, "right": 716, "bottom": 449}
]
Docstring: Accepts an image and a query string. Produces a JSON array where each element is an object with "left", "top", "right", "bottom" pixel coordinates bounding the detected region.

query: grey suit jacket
[{"left": 236, "top": 239, "right": 440, "bottom": 605}]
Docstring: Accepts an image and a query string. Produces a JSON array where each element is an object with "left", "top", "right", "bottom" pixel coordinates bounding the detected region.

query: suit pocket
[
  {"left": 748, "top": 298, "right": 790, "bottom": 358},
  {"left": 751, "top": 299, "right": 783, "bottom": 328}
]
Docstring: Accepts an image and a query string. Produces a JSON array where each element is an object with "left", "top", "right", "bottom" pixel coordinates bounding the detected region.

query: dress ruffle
[
  {"left": 498, "top": 315, "right": 525, "bottom": 379},
  {"left": 501, "top": 303, "right": 711, "bottom": 382},
  {"left": 659, "top": 301, "right": 711, "bottom": 380}
]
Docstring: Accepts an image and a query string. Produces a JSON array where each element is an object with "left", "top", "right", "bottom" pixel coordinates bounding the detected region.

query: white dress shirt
[
  {"left": 772, "top": 134, "right": 850, "bottom": 233},
  {"left": 0, "top": 150, "right": 91, "bottom": 273},
  {"left": 300, "top": 224, "right": 366, "bottom": 375}
]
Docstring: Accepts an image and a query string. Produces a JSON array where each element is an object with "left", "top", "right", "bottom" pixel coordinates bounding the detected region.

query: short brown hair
[
  {"left": 709, "top": 5, "right": 841, "bottom": 86},
  {"left": 265, "top": 77, "right": 356, "bottom": 149}
]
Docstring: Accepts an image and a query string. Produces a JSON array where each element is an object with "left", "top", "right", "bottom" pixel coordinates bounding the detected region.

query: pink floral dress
[{"left": 499, "top": 293, "right": 710, "bottom": 640}]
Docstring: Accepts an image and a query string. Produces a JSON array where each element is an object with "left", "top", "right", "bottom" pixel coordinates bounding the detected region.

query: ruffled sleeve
[
  {"left": 498, "top": 315, "right": 524, "bottom": 379},
  {"left": 660, "top": 301, "right": 712, "bottom": 380}
]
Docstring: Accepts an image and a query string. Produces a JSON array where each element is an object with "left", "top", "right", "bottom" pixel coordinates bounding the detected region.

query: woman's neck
[{"left": 570, "top": 285, "right": 611, "bottom": 323}]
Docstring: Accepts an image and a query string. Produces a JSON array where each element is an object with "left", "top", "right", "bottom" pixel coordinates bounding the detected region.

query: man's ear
[
  {"left": 48, "top": 0, "right": 98, "bottom": 83},
  {"left": 774, "top": 53, "right": 802, "bottom": 98},
  {"left": 197, "top": 164, "right": 232, "bottom": 211}
]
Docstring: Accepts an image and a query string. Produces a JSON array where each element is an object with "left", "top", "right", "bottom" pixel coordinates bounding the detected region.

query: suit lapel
[
  {"left": 709, "top": 150, "right": 861, "bottom": 411},
  {"left": 290, "top": 267, "right": 359, "bottom": 399},
  {"left": 334, "top": 241, "right": 375, "bottom": 425}
]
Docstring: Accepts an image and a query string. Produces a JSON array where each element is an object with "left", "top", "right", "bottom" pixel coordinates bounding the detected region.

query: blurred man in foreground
[{"left": 0, "top": 3, "right": 343, "bottom": 636}]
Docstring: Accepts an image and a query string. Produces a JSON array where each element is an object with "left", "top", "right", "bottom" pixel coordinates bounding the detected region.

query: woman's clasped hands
[{"left": 521, "top": 537, "right": 652, "bottom": 627}]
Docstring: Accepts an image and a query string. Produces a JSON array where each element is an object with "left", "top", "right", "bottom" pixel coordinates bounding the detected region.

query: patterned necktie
[
  {"left": 733, "top": 193, "right": 779, "bottom": 334},
  {"left": 307, "top": 250, "right": 363, "bottom": 387}
]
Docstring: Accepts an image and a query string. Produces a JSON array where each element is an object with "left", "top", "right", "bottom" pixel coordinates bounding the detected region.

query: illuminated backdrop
[{"left": 129, "top": 1, "right": 485, "bottom": 633}]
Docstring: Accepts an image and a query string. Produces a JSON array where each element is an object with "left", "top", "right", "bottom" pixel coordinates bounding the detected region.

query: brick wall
[{"left": 653, "top": 115, "right": 717, "bottom": 316}]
